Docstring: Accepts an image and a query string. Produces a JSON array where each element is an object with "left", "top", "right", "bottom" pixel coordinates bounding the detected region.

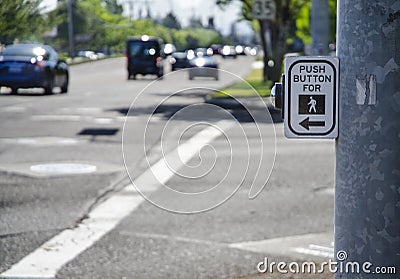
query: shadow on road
[{"left": 107, "top": 100, "right": 283, "bottom": 124}]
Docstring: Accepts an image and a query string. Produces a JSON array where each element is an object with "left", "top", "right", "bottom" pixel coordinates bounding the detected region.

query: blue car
[{"left": 0, "top": 44, "right": 69, "bottom": 94}]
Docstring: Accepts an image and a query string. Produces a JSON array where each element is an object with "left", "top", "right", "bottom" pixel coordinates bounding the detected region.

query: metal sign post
[{"left": 335, "top": 1, "right": 400, "bottom": 277}]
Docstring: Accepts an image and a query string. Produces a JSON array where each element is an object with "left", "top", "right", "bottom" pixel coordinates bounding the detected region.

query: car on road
[
  {"left": 188, "top": 56, "right": 219, "bottom": 80},
  {"left": 163, "top": 43, "right": 176, "bottom": 56},
  {"left": 194, "top": 47, "right": 213, "bottom": 57},
  {"left": 235, "top": 45, "right": 246, "bottom": 55},
  {"left": 209, "top": 44, "right": 222, "bottom": 55},
  {"left": 126, "top": 35, "right": 164, "bottom": 80},
  {"left": 0, "top": 44, "right": 69, "bottom": 94},
  {"left": 169, "top": 52, "right": 190, "bottom": 71},
  {"left": 76, "top": 50, "right": 98, "bottom": 60},
  {"left": 221, "top": 45, "right": 237, "bottom": 59}
]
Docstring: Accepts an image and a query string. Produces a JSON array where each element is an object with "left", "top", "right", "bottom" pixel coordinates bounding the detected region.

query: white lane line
[
  {"left": 229, "top": 232, "right": 334, "bottom": 260},
  {"left": 2, "top": 106, "right": 27, "bottom": 112},
  {"left": 31, "top": 115, "right": 83, "bottom": 121},
  {"left": 137, "top": 121, "right": 232, "bottom": 190},
  {"left": 30, "top": 115, "right": 126, "bottom": 124},
  {"left": 120, "top": 232, "right": 227, "bottom": 248},
  {"left": 0, "top": 137, "right": 85, "bottom": 146},
  {"left": 292, "top": 244, "right": 334, "bottom": 258},
  {"left": 0, "top": 121, "right": 231, "bottom": 279}
]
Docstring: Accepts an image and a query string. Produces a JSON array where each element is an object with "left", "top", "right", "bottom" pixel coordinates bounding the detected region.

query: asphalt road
[{"left": 0, "top": 56, "right": 335, "bottom": 278}]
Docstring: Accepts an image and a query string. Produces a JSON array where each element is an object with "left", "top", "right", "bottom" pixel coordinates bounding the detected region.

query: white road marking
[
  {"left": 1, "top": 121, "right": 231, "bottom": 279},
  {"left": 0, "top": 161, "right": 123, "bottom": 178},
  {"left": 30, "top": 163, "right": 97, "bottom": 175},
  {"left": 120, "top": 232, "right": 226, "bottom": 247},
  {"left": 58, "top": 107, "right": 103, "bottom": 114},
  {"left": 0, "top": 137, "right": 84, "bottom": 146},
  {"left": 230, "top": 232, "right": 333, "bottom": 260},
  {"left": 31, "top": 115, "right": 83, "bottom": 121},
  {"left": 2, "top": 106, "right": 27, "bottom": 112},
  {"left": 93, "top": 117, "right": 114, "bottom": 124},
  {"left": 30, "top": 115, "right": 125, "bottom": 124},
  {"left": 292, "top": 244, "right": 334, "bottom": 258}
]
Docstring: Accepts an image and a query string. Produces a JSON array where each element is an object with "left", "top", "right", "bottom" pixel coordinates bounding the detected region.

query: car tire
[
  {"left": 44, "top": 76, "right": 54, "bottom": 95},
  {"left": 10, "top": 87, "right": 18, "bottom": 95},
  {"left": 61, "top": 75, "right": 68, "bottom": 93},
  {"left": 157, "top": 68, "right": 164, "bottom": 80}
]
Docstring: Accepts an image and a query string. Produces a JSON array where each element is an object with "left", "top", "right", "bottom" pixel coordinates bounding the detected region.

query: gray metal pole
[
  {"left": 311, "top": 0, "right": 329, "bottom": 55},
  {"left": 67, "top": 0, "right": 74, "bottom": 58},
  {"left": 335, "top": 0, "right": 400, "bottom": 278}
]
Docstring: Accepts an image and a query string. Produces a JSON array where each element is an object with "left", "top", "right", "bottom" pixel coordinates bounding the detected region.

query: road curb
[{"left": 205, "top": 96, "right": 278, "bottom": 112}]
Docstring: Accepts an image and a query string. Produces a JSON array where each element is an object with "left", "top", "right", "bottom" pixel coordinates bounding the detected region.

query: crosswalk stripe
[{"left": 1, "top": 121, "right": 231, "bottom": 279}]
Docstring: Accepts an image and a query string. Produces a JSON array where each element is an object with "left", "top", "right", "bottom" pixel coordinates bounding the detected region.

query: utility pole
[
  {"left": 125, "top": 0, "right": 134, "bottom": 20},
  {"left": 335, "top": 0, "right": 399, "bottom": 278},
  {"left": 67, "top": 0, "right": 74, "bottom": 58},
  {"left": 311, "top": 0, "right": 329, "bottom": 55}
]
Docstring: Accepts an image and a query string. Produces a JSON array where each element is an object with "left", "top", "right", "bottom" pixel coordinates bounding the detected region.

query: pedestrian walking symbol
[
  {"left": 308, "top": 96, "right": 317, "bottom": 113},
  {"left": 298, "top": 95, "right": 325, "bottom": 115}
]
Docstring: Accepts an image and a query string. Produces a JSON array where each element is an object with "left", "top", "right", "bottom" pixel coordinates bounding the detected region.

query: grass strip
[{"left": 212, "top": 68, "right": 272, "bottom": 98}]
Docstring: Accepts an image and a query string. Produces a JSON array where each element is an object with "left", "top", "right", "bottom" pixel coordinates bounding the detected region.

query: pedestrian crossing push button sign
[{"left": 284, "top": 56, "right": 339, "bottom": 138}]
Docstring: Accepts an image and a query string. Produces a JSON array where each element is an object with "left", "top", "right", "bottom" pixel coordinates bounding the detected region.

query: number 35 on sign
[{"left": 252, "top": 0, "right": 276, "bottom": 20}]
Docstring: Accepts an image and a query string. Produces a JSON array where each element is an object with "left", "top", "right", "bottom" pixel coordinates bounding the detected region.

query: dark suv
[{"left": 126, "top": 36, "right": 164, "bottom": 80}]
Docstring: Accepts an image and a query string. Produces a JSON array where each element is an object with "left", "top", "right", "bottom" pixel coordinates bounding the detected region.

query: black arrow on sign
[{"left": 299, "top": 117, "right": 325, "bottom": 130}]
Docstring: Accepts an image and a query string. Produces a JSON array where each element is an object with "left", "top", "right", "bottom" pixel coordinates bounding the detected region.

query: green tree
[
  {"left": 162, "top": 12, "right": 182, "bottom": 29},
  {"left": 189, "top": 17, "right": 204, "bottom": 28},
  {"left": 295, "top": 0, "right": 336, "bottom": 46},
  {"left": 0, "top": 0, "right": 45, "bottom": 44},
  {"left": 45, "top": 0, "right": 224, "bottom": 56},
  {"left": 103, "top": 0, "right": 123, "bottom": 15},
  {"left": 48, "top": 0, "right": 88, "bottom": 51},
  {"left": 217, "top": 0, "right": 295, "bottom": 83},
  {"left": 49, "top": 0, "right": 126, "bottom": 53},
  {"left": 217, "top": 0, "right": 335, "bottom": 84}
]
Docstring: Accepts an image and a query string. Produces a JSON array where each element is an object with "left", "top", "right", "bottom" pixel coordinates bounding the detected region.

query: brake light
[
  {"left": 31, "top": 57, "right": 44, "bottom": 71},
  {"left": 31, "top": 56, "right": 44, "bottom": 68}
]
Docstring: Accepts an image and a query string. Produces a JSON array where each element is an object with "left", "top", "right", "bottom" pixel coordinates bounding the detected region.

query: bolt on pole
[{"left": 335, "top": 0, "right": 400, "bottom": 278}]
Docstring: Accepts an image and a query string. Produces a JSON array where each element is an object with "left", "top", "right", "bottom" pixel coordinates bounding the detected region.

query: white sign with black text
[
  {"left": 252, "top": 0, "right": 276, "bottom": 20},
  {"left": 284, "top": 56, "right": 339, "bottom": 138}
]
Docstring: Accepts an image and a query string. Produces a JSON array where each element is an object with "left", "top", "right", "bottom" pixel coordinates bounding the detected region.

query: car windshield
[
  {"left": 190, "top": 56, "right": 216, "bottom": 67},
  {"left": 2, "top": 46, "right": 46, "bottom": 57},
  {"left": 193, "top": 57, "right": 214, "bottom": 63},
  {"left": 173, "top": 52, "right": 187, "bottom": 59},
  {"left": 128, "top": 41, "right": 159, "bottom": 57}
]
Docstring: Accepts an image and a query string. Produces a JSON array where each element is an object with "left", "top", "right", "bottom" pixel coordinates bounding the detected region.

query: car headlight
[{"left": 195, "top": 59, "right": 205, "bottom": 67}]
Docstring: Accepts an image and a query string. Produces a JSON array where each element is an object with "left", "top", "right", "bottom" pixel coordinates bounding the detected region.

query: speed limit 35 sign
[{"left": 252, "top": 0, "right": 276, "bottom": 20}]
